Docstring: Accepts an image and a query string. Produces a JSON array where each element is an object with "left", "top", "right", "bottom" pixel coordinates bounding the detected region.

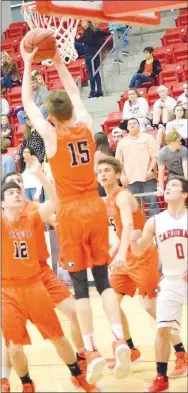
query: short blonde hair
[
  {"left": 45, "top": 89, "right": 73, "bottom": 121},
  {"left": 158, "top": 85, "right": 168, "bottom": 93},
  {"left": 166, "top": 129, "right": 181, "bottom": 143}
]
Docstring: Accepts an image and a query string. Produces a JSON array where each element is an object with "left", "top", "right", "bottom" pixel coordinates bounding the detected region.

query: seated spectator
[
  {"left": 123, "top": 88, "right": 151, "bottom": 132},
  {"left": 17, "top": 75, "right": 49, "bottom": 124},
  {"left": 129, "top": 47, "right": 161, "bottom": 88},
  {"left": 109, "top": 23, "right": 129, "bottom": 63},
  {"left": 152, "top": 85, "right": 176, "bottom": 130},
  {"left": 157, "top": 129, "right": 187, "bottom": 196},
  {"left": 1, "top": 115, "right": 12, "bottom": 146},
  {"left": 157, "top": 104, "right": 187, "bottom": 146},
  {"left": 94, "top": 132, "right": 114, "bottom": 196},
  {"left": 1, "top": 51, "right": 21, "bottom": 89},
  {"left": 31, "top": 70, "right": 47, "bottom": 87},
  {"left": 17, "top": 117, "right": 45, "bottom": 164},
  {"left": 20, "top": 146, "right": 43, "bottom": 202},
  {"left": 116, "top": 117, "right": 159, "bottom": 216},
  {"left": 177, "top": 81, "right": 188, "bottom": 117},
  {"left": 1, "top": 97, "right": 10, "bottom": 116},
  {"left": 111, "top": 127, "right": 124, "bottom": 154},
  {"left": 1, "top": 140, "right": 16, "bottom": 178}
]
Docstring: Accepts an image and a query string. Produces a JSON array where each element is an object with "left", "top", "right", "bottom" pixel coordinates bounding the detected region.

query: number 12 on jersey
[{"left": 68, "top": 141, "right": 90, "bottom": 167}]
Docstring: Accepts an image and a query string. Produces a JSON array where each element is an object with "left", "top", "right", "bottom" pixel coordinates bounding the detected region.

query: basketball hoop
[{"left": 21, "top": 2, "right": 79, "bottom": 65}]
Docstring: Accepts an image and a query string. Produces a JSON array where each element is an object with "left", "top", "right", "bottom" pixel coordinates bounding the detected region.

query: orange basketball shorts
[
  {"left": 39, "top": 262, "right": 71, "bottom": 305},
  {"left": 57, "top": 194, "right": 109, "bottom": 272},
  {"left": 110, "top": 244, "right": 160, "bottom": 299},
  {"left": 2, "top": 281, "right": 63, "bottom": 346}
]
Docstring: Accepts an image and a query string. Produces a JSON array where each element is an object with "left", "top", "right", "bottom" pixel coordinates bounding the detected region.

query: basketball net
[{"left": 21, "top": 5, "right": 79, "bottom": 65}]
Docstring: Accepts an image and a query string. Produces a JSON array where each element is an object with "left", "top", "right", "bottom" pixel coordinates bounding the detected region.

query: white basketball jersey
[{"left": 155, "top": 210, "right": 188, "bottom": 276}]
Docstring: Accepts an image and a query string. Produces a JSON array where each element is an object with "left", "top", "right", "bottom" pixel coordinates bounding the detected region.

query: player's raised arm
[
  {"left": 130, "top": 217, "right": 155, "bottom": 256},
  {"left": 20, "top": 39, "right": 55, "bottom": 142},
  {"left": 28, "top": 156, "right": 59, "bottom": 223},
  {"left": 52, "top": 48, "right": 93, "bottom": 132}
]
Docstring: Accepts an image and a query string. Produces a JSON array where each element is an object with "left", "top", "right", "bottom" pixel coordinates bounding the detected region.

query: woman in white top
[
  {"left": 20, "top": 146, "right": 43, "bottom": 202},
  {"left": 153, "top": 85, "right": 177, "bottom": 129},
  {"left": 123, "top": 88, "right": 151, "bottom": 132},
  {"left": 157, "top": 104, "right": 187, "bottom": 146}
]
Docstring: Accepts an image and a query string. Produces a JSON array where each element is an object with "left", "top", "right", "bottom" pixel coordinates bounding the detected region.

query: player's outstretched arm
[
  {"left": 52, "top": 48, "right": 93, "bottom": 132},
  {"left": 20, "top": 39, "right": 55, "bottom": 143},
  {"left": 130, "top": 217, "right": 155, "bottom": 256},
  {"left": 28, "top": 156, "right": 59, "bottom": 222}
]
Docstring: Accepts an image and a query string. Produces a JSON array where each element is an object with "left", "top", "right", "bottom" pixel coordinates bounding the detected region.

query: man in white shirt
[
  {"left": 153, "top": 85, "right": 176, "bottom": 129},
  {"left": 177, "top": 82, "right": 188, "bottom": 112},
  {"left": 1, "top": 98, "right": 10, "bottom": 116}
]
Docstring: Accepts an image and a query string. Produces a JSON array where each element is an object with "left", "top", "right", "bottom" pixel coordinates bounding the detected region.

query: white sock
[
  {"left": 111, "top": 324, "right": 124, "bottom": 340},
  {"left": 2, "top": 367, "right": 11, "bottom": 380},
  {"left": 82, "top": 334, "right": 97, "bottom": 352}
]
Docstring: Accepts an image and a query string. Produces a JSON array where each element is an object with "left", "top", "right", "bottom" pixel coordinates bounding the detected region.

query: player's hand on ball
[
  {"left": 130, "top": 229, "right": 143, "bottom": 242},
  {"left": 52, "top": 47, "right": 62, "bottom": 64},
  {"left": 20, "top": 39, "right": 38, "bottom": 63}
]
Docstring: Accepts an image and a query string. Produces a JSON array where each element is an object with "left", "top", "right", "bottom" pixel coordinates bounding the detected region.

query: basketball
[{"left": 24, "top": 28, "right": 56, "bottom": 62}]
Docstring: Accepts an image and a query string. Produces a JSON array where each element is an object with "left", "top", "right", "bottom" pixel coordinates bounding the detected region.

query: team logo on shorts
[{"left": 67, "top": 261, "right": 74, "bottom": 267}]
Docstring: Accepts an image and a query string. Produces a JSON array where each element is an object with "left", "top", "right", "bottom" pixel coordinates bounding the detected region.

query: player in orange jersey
[
  {"left": 20, "top": 42, "right": 131, "bottom": 384},
  {"left": 1, "top": 170, "right": 87, "bottom": 393},
  {"left": 97, "top": 157, "right": 187, "bottom": 374},
  {"left": 1, "top": 158, "right": 100, "bottom": 393}
]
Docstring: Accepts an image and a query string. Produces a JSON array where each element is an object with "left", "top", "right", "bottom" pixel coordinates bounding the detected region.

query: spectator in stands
[
  {"left": 1, "top": 51, "right": 21, "bottom": 89},
  {"left": 157, "top": 129, "right": 187, "bottom": 196},
  {"left": 78, "top": 20, "right": 110, "bottom": 98},
  {"left": 111, "top": 127, "right": 124, "bottom": 154},
  {"left": 31, "top": 70, "right": 47, "bottom": 87},
  {"left": 108, "top": 23, "right": 129, "bottom": 63},
  {"left": 116, "top": 117, "right": 159, "bottom": 216},
  {"left": 1, "top": 97, "right": 10, "bottom": 116},
  {"left": 94, "top": 132, "right": 113, "bottom": 196},
  {"left": 17, "top": 117, "right": 45, "bottom": 164},
  {"left": 20, "top": 146, "right": 43, "bottom": 202},
  {"left": 1, "top": 140, "right": 16, "bottom": 178},
  {"left": 122, "top": 88, "right": 151, "bottom": 132},
  {"left": 177, "top": 81, "right": 188, "bottom": 116},
  {"left": 1, "top": 115, "right": 12, "bottom": 146},
  {"left": 17, "top": 75, "right": 49, "bottom": 124},
  {"left": 152, "top": 85, "right": 177, "bottom": 130},
  {"left": 157, "top": 104, "right": 187, "bottom": 146},
  {"left": 129, "top": 47, "right": 161, "bottom": 88}
]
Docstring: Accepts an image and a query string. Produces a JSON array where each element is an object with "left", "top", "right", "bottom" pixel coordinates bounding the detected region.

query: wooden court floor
[{"left": 9, "top": 288, "right": 187, "bottom": 392}]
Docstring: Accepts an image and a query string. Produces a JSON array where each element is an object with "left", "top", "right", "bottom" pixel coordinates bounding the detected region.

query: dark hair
[
  {"left": 2, "top": 171, "right": 22, "bottom": 185},
  {"left": 20, "top": 146, "right": 35, "bottom": 173},
  {"left": 128, "top": 88, "right": 140, "bottom": 98},
  {"left": 173, "top": 104, "right": 185, "bottom": 119},
  {"left": 1, "top": 181, "right": 21, "bottom": 201},
  {"left": 94, "top": 132, "right": 113, "bottom": 155},
  {"left": 127, "top": 117, "right": 139, "bottom": 125},
  {"left": 143, "top": 47, "right": 154, "bottom": 54},
  {"left": 167, "top": 176, "right": 188, "bottom": 205}
]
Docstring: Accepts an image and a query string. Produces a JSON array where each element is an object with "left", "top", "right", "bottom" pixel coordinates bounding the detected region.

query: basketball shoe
[
  {"left": 22, "top": 381, "right": 35, "bottom": 392},
  {"left": 145, "top": 374, "right": 169, "bottom": 392},
  {"left": 1, "top": 378, "right": 10, "bottom": 392},
  {"left": 169, "top": 352, "right": 188, "bottom": 378},
  {"left": 71, "top": 373, "right": 101, "bottom": 392},
  {"left": 77, "top": 352, "right": 87, "bottom": 374},
  {"left": 113, "top": 340, "right": 131, "bottom": 378},
  {"left": 84, "top": 350, "right": 105, "bottom": 384},
  {"left": 106, "top": 347, "right": 143, "bottom": 369}
]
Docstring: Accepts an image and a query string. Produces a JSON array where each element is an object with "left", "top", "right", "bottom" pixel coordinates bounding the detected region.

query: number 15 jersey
[
  {"left": 49, "top": 123, "right": 97, "bottom": 202},
  {"left": 155, "top": 210, "right": 188, "bottom": 277}
]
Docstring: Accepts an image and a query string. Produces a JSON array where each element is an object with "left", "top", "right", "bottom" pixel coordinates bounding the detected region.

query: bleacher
[{"left": 101, "top": 11, "right": 188, "bottom": 136}]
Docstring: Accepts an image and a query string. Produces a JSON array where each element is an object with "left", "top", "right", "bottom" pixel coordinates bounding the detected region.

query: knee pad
[
  {"left": 92, "top": 265, "right": 111, "bottom": 295},
  {"left": 70, "top": 270, "right": 89, "bottom": 300}
]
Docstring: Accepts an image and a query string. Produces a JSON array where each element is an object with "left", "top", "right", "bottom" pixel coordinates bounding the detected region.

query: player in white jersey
[{"left": 130, "top": 176, "right": 188, "bottom": 393}]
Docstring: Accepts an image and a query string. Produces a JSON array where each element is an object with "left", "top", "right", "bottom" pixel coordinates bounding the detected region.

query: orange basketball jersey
[
  {"left": 21, "top": 200, "right": 49, "bottom": 263},
  {"left": 106, "top": 187, "right": 145, "bottom": 240},
  {"left": 49, "top": 123, "right": 97, "bottom": 201},
  {"left": 2, "top": 211, "right": 42, "bottom": 287}
]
